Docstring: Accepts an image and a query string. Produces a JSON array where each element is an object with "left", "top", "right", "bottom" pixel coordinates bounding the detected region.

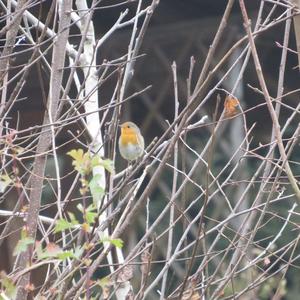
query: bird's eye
[{"left": 127, "top": 125, "right": 130, "bottom": 128}]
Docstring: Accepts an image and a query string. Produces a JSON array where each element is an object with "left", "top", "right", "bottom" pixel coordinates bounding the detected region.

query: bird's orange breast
[{"left": 120, "top": 128, "right": 139, "bottom": 146}]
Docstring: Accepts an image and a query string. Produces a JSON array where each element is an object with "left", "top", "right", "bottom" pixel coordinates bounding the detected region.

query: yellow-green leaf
[
  {"left": 0, "top": 174, "right": 12, "bottom": 193},
  {"left": 54, "top": 216, "right": 78, "bottom": 233},
  {"left": 67, "top": 149, "right": 92, "bottom": 175},
  {"left": 13, "top": 236, "right": 34, "bottom": 256}
]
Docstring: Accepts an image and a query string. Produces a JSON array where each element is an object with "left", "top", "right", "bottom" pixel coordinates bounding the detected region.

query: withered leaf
[
  {"left": 116, "top": 265, "right": 133, "bottom": 283},
  {"left": 224, "top": 95, "right": 240, "bottom": 118}
]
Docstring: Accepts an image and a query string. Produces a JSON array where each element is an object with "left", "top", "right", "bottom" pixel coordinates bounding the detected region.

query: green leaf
[
  {"left": 67, "top": 149, "right": 92, "bottom": 175},
  {"left": 67, "top": 148, "right": 84, "bottom": 161},
  {"left": 77, "top": 203, "right": 97, "bottom": 225},
  {"left": 35, "top": 241, "right": 43, "bottom": 258},
  {"left": 91, "top": 156, "right": 114, "bottom": 174},
  {"left": 36, "top": 242, "right": 77, "bottom": 261},
  {"left": 68, "top": 149, "right": 114, "bottom": 178},
  {"left": 91, "top": 155, "right": 101, "bottom": 167},
  {"left": 85, "top": 210, "right": 97, "bottom": 224},
  {"left": 54, "top": 219, "right": 73, "bottom": 233},
  {"left": 98, "top": 276, "right": 110, "bottom": 287},
  {"left": 54, "top": 216, "right": 78, "bottom": 233},
  {"left": 13, "top": 236, "right": 34, "bottom": 256},
  {"left": 89, "top": 175, "right": 105, "bottom": 205},
  {"left": 99, "top": 233, "right": 124, "bottom": 249},
  {"left": 110, "top": 238, "right": 124, "bottom": 249},
  {"left": 0, "top": 174, "right": 12, "bottom": 193},
  {"left": 57, "top": 250, "right": 75, "bottom": 260},
  {"left": 101, "top": 159, "right": 114, "bottom": 174},
  {"left": 0, "top": 271, "right": 17, "bottom": 298}
]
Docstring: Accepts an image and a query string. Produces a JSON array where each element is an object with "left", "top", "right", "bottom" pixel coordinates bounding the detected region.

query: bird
[{"left": 118, "top": 121, "right": 145, "bottom": 162}]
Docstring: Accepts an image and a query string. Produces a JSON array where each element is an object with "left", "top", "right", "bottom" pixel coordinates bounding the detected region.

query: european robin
[{"left": 118, "top": 121, "right": 145, "bottom": 161}]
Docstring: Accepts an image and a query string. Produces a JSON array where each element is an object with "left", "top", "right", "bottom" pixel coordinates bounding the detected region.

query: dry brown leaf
[
  {"left": 183, "top": 279, "right": 201, "bottom": 300},
  {"left": 46, "top": 242, "right": 61, "bottom": 254},
  {"left": 25, "top": 283, "right": 35, "bottom": 292},
  {"left": 116, "top": 265, "right": 133, "bottom": 283},
  {"left": 191, "top": 291, "right": 201, "bottom": 300},
  {"left": 224, "top": 95, "right": 240, "bottom": 118},
  {"left": 140, "top": 249, "right": 151, "bottom": 276},
  {"left": 182, "top": 289, "right": 201, "bottom": 300}
]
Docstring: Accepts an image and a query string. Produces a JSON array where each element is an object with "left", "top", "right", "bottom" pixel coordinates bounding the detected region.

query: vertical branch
[
  {"left": 225, "top": 47, "right": 248, "bottom": 229},
  {"left": 0, "top": 0, "right": 27, "bottom": 133},
  {"left": 291, "top": 0, "right": 300, "bottom": 70},
  {"left": 160, "top": 61, "right": 179, "bottom": 299},
  {"left": 75, "top": 0, "right": 105, "bottom": 158},
  {"left": 0, "top": 0, "right": 27, "bottom": 82},
  {"left": 15, "top": 1, "right": 72, "bottom": 298}
]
